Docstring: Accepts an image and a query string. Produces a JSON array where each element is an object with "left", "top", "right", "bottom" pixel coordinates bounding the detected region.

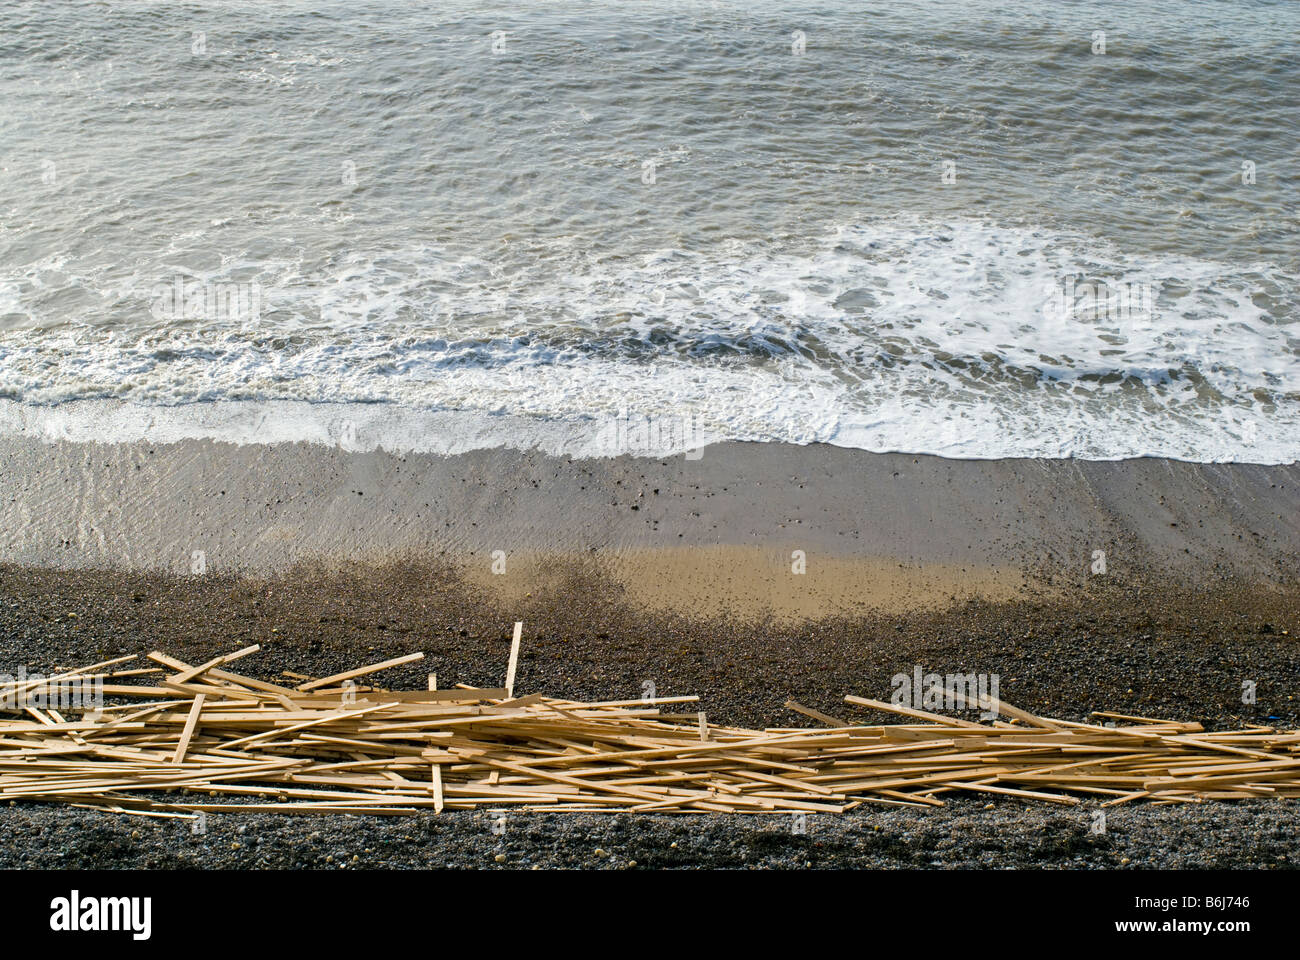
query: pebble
[
  {"left": 0, "top": 802, "right": 1291, "bottom": 869},
  {"left": 0, "top": 562, "right": 1293, "bottom": 870}
]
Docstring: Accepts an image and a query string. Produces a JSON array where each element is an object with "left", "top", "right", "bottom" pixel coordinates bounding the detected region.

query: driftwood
[{"left": 0, "top": 637, "right": 1295, "bottom": 819}]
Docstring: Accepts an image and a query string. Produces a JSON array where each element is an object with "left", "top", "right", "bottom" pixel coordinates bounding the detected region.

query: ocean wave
[{"left": 0, "top": 217, "right": 1295, "bottom": 462}]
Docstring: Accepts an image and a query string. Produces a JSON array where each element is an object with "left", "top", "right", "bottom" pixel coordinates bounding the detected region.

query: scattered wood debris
[{"left": 0, "top": 645, "right": 1296, "bottom": 818}]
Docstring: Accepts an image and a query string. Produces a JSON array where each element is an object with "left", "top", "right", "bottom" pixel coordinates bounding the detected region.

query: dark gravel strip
[
  {"left": 0, "top": 560, "right": 1296, "bottom": 869},
  {"left": 1, "top": 800, "right": 1295, "bottom": 870},
  {"left": 2, "top": 560, "right": 1295, "bottom": 729}
]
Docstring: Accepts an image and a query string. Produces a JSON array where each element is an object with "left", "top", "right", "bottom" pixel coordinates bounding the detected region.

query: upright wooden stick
[
  {"left": 505, "top": 621, "right": 523, "bottom": 698},
  {"left": 171, "top": 693, "right": 206, "bottom": 764}
]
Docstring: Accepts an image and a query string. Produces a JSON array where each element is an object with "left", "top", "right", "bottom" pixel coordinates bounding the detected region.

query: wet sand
[{"left": 1, "top": 434, "right": 1296, "bottom": 618}]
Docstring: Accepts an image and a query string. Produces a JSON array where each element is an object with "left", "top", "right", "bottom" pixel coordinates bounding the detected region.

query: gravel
[
  {"left": 0, "top": 560, "right": 1296, "bottom": 869},
  {"left": 0, "top": 800, "right": 1294, "bottom": 870}
]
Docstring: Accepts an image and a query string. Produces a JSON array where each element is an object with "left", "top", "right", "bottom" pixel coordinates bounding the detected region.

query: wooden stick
[
  {"left": 785, "top": 700, "right": 850, "bottom": 728},
  {"left": 171, "top": 694, "right": 206, "bottom": 765},
  {"left": 296, "top": 653, "right": 425, "bottom": 693},
  {"left": 505, "top": 622, "right": 522, "bottom": 698}
]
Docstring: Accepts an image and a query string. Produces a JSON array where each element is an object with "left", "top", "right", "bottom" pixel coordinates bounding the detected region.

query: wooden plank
[
  {"left": 785, "top": 700, "right": 850, "bottom": 728},
  {"left": 171, "top": 693, "right": 207, "bottom": 765},
  {"left": 844, "top": 696, "right": 985, "bottom": 729},
  {"left": 167, "top": 645, "right": 261, "bottom": 685},
  {"left": 296, "top": 653, "right": 426, "bottom": 692},
  {"left": 505, "top": 621, "right": 522, "bottom": 698},
  {"left": 431, "top": 762, "right": 444, "bottom": 814}
]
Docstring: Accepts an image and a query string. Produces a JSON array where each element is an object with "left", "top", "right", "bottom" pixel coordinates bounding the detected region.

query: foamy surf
[{"left": 0, "top": 218, "right": 1294, "bottom": 463}]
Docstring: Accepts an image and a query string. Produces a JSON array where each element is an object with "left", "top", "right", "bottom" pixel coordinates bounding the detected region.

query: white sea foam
[{"left": 0, "top": 218, "right": 1294, "bottom": 462}]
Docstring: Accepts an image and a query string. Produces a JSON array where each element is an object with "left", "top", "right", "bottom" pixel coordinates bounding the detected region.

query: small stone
[
  {"left": 325, "top": 855, "right": 334, "bottom": 863},
  {"left": 627, "top": 860, "right": 637, "bottom": 868},
  {"left": 595, "top": 848, "right": 606, "bottom": 857},
  {"left": 495, "top": 853, "right": 506, "bottom": 863},
  {"left": 231, "top": 842, "right": 241, "bottom": 850}
]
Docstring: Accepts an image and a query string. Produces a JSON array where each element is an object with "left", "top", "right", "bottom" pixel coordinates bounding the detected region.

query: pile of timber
[{"left": 0, "top": 644, "right": 1297, "bottom": 818}]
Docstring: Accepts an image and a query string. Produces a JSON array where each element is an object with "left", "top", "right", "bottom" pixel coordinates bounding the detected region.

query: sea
[{"left": 2, "top": 0, "right": 1297, "bottom": 461}]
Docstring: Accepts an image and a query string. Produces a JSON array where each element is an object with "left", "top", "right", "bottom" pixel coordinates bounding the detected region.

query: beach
[
  {"left": 2, "top": 0, "right": 1298, "bottom": 881},
  {"left": 4, "top": 430, "right": 1297, "bottom": 589},
  {"left": 0, "top": 435, "right": 1296, "bottom": 867}
]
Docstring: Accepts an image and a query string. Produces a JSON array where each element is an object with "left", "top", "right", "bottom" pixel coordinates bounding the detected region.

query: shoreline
[
  {"left": 4, "top": 395, "right": 1298, "bottom": 467},
  {"left": 0, "top": 434, "right": 1296, "bottom": 622}
]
